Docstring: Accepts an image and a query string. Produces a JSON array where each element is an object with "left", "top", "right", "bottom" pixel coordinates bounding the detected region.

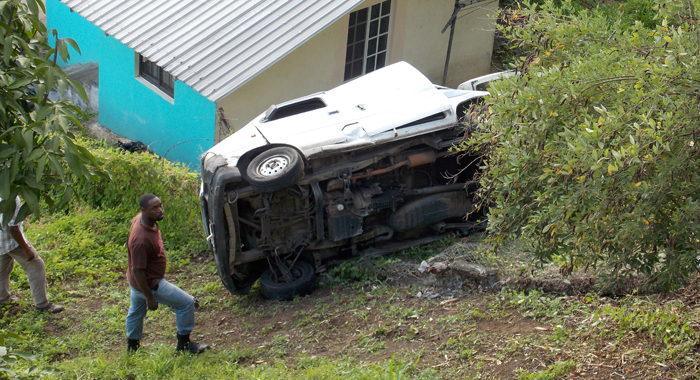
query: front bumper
[{"left": 200, "top": 154, "right": 247, "bottom": 294}]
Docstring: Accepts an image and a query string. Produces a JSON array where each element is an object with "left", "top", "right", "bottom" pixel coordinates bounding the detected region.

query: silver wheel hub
[{"left": 258, "top": 155, "right": 288, "bottom": 176}]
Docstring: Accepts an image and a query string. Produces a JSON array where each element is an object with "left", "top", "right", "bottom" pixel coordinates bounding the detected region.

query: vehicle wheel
[
  {"left": 245, "top": 147, "right": 304, "bottom": 193},
  {"left": 260, "top": 261, "right": 316, "bottom": 301}
]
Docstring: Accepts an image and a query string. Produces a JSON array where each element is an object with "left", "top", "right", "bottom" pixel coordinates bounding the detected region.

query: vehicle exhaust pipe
[{"left": 352, "top": 150, "right": 446, "bottom": 183}]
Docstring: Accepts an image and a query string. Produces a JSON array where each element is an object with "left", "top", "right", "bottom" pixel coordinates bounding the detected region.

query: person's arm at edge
[
  {"left": 8, "top": 225, "right": 37, "bottom": 261},
  {"left": 132, "top": 268, "right": 158, "bottom": 311}
]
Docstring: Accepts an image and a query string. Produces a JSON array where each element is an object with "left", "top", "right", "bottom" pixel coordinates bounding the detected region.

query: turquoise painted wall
[
  {"left": 46, "top": 0, "right": 102, "bottom": 67},
  {"left": 98, "top": 36, "right": 215, "bottom": 168}
]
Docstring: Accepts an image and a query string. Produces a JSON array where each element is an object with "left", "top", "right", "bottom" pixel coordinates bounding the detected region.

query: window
[
  {"left": 265, "top": 98, "right": 326, "bottom": 121},
  {"left": 138, "top": 54, "right": 175, "bottom": 97},
  {"left": 344, "top": 0, "right": 391, "bottom": 81}
]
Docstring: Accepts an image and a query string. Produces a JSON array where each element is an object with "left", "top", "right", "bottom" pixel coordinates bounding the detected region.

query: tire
[
  {"left": 245, "top": 147, "right": 304, "bottom": 193},
  {"left": 260, "top": 261, "right": 316, "bottom": 301}
]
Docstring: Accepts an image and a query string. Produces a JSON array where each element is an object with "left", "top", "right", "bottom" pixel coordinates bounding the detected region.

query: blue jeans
[{"left": 125, "top": 279, "right": 195, "bottom": 340}]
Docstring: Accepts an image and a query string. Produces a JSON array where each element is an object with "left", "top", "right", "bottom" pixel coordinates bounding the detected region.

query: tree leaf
[
  {"left": 57, "top": 77, "right": 67, "bottom": 96},
  {"left": 10, "top": 351, "right": 36, "bottom": 361},
  {"left": 0, "top": 167, "right": 10, "bottom": 199},
  {"left": 57, "top": 40, "right": 69, "bottom": 62},
  {"left": 3, "top": 35, "right": 12, "bottom": 66},
  {"left": 45, "top": 66, "right": 55, "bottom": 93},
  {"left": 67, "top": 79, "right": 88, "bottom": 103},
  {"left": 35, "top": 105, "right": 51, "bottom": 121},
  {"left": 60, "top": 186, "right": 74, "bottom": 208},
  {"left": 16, "top": 195, "right": 33, "bottom": 222},
  {"left": 35, "top": 154, "right": 46, "bottom": 182},
  {"left": 62, "top": 37, "right": 82, "bottom": 55},
  {"left": 7, "top": 76, "right": 33, "bottom": 90},
  {"left": 47, "top": 154, "right": 65, "bottom": 181}
]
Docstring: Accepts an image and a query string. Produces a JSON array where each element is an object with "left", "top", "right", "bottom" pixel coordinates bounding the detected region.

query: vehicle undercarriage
[{"left": 212, "top": 126, "right": 481, "bottom": 299}]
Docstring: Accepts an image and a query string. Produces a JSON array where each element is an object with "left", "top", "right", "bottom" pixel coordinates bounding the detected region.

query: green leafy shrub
[
  {"left": 494, "top": 0, "right": 660, "bottom": 70},
  {"left": 0, "top": 0, "right": 107, "bottom": 226},
  {"left": 66, "top": 139, "right": 206, "bottom": 255},
  {"left": 19, "top": 139, "right": 207, "bottom": 284},
  {"left": 0, "top": 331, "right": 53, "bottom": 379},
  {"left": 26, "top": 207, "right": 127, "bottom": 283},
  {"left": 467, "top": 0, "right": 700, "bottom": 289}
]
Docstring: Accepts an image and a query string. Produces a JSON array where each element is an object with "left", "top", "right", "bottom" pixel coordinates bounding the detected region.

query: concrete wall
[
  {"left": 98, "top": 37, "right": 215, "bottom": 167},
  {"left": 46, "top": 0, "right": 103, "bottom": 67},
  {"left": 215, "top": 0, "right": 496, "bottom": 141},
  {"left": 398, "top": 0, "right": 497, "bottom": 86}
]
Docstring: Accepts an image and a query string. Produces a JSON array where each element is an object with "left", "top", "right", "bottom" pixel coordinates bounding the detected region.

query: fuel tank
[{"left": 388, "top": 191, "right": 472, "bottom": 232}]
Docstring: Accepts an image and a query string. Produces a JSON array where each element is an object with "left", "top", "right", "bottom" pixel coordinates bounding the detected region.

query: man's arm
[
  {"left": 132, "top": 268, "right": 158, "bottom": 311},
  {"left": 8, "top": 225, "right": 37, "bottom": 261}
]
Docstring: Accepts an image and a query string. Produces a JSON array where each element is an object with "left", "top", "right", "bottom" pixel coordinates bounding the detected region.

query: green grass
[
  {"left": 516, "top": 360, "right": 576, "bottom": 380},
  {"left": 2, "top": 138, "right": 700, "bottom": 379},
  {"left": 55, "top": 351, "right": 437, "bottom": 380},
  {"left": 3, "top": 207, "right": 699, "bottom": 379}
]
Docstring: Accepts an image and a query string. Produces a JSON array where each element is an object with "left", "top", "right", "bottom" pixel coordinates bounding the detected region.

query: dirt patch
[
  {"left": 82, "top": 117, "right": 128, "bottom": 146},
  {"left": 12, "top": 240, "right": 699, "bottom": 378}
]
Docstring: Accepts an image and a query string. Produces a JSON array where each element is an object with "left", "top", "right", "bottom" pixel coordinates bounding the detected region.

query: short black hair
[{"left": 139, "top": 194, "right": 158, "bottom": 209}]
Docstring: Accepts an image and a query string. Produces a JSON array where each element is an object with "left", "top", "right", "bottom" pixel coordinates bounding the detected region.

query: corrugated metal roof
[{"left": 60, "top": 0, "right": 364, "bottom": 103}]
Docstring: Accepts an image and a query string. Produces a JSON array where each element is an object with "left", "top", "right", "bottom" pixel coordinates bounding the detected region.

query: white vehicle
[{"left": 200, "top": 62, "right": 510, "bottom": 300}]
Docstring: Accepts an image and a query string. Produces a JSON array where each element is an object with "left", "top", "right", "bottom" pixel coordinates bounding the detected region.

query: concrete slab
[
  {"left": 64, "top": 62, "right": 99, "bottom": 85},
  {"left": 49, "top": 62, "right": 99, "bottom": 112}
]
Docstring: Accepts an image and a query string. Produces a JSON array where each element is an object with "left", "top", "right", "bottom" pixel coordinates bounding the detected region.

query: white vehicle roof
[{"left": 207, "top": 62, "right": 498, "bottom": 165}]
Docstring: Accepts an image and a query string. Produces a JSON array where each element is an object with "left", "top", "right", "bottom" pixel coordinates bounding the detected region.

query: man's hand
[
  {"left": 132, "top": 268, "right": 158, "bottom": 311},
  {"left": 146, "top": 296, "right": 158, "bottom": 311},
  {"left": 9, "top": 225, "right": 35, "bottom": 261},
  {"left": 24, "top": 245, "right": 38, "bottom": 261}
]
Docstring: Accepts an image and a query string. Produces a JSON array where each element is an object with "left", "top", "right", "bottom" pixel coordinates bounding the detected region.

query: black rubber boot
[
  {"left": 127, "top": 339, "right": 140, "bottom": 353},
  {"left": 176, "top": 333, "right": 210, "bottom": 354}
]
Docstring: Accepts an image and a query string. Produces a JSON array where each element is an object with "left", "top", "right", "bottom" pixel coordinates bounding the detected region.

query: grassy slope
[{"left": 0, "top": 144, "right": 698, "bottom": 379}]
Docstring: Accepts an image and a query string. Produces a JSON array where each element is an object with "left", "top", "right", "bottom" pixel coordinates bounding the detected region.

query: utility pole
[{"left": 441, "top": 0, "right": 486, "bottom": 86}]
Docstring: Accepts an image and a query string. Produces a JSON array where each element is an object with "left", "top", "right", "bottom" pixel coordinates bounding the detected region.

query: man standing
[
  {"left": 125, "top": 193, "right": 209, "bottom": 354},
  {"left": 0, "top": 196, "right": 64, "bottom": 313}
]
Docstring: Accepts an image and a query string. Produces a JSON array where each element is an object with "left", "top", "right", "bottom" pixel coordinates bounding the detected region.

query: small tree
[
  {"left": 468, "top": 0, "right": 700, "bottom": 289},
  {"left": 0, "top": 0, "right": 104, "bottom": 226}
]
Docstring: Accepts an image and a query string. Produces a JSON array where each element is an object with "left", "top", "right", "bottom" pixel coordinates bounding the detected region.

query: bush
[
  {"left": 493, "top": 0, "right": 660, "bottom": 70},
  {"left": 467, "top": 0, "right": 700, "bottom": 289},
  {"left": 27, "top": 207, "right": 127, "bottom": 283},
  {"left": 65, "top": 139, "right": 206, "bottom": 255},
  {"left": 23, "top": 140, "right": 207, "bottom": 284}
]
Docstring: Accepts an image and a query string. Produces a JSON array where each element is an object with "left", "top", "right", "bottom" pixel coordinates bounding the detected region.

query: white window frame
[
  {"left": 137, "top": 54, "right": 175, "bottom": 98},
  {"left": 344, "top": 0, "right": 392, "bottom": 81}
]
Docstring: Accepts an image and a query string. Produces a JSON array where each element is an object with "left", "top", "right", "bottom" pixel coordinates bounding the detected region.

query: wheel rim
[{"left": 256, "top": 155, "right": 289, "bottom": 176}]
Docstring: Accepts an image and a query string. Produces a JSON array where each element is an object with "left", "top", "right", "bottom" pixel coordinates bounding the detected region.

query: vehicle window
[
  {"left": 396, "top": 112, "right": 446, "bottom": 130},
  {"left": 266, "top": 98, "right": 326, "bottom": 121},
  {"left": 475, "top": 83, "right": 489, "bottom": 91},
  {"left": 456, "top": 99, "right": 483, "bottom": 121}
]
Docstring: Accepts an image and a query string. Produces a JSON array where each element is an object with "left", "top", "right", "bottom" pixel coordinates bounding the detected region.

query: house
[{"left": 47, "top": 0, "right": 497, "bottom": 167}]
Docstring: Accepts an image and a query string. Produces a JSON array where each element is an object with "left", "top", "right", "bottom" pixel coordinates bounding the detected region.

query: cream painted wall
[
  {"left": 397, "top": 0, "right": 498, "bottom": 86},
  {"left": 215, "top": 17, "right": 348, "bottom": 141},
  {"left": 215, "top": 0, "right": 496, "bottom": 141}
]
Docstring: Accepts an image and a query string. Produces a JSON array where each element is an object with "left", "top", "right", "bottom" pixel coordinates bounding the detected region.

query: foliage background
[
  {"left": 469, "top": 0, "right": 700, "bottom": 289},
  {"left": 0, "top": 0, "right": 104, "bottom": 226},
  {"left": 28, "top": 140, "right": 208, "bottom": 285}
]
